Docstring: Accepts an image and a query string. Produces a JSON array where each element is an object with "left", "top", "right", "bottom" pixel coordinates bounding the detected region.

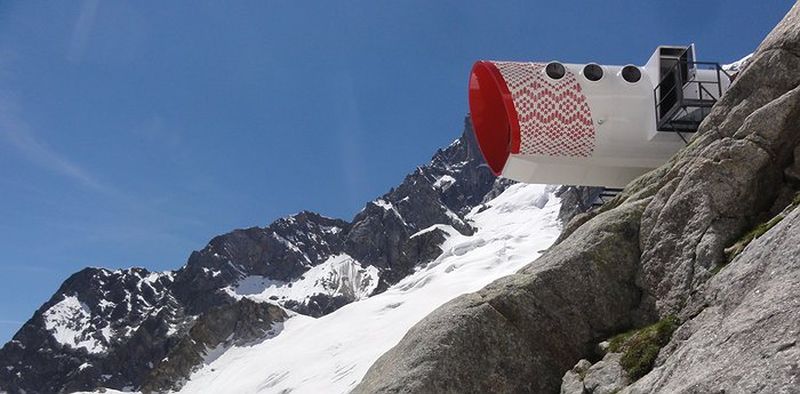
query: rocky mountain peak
[{"left": 0, "top": 116, "right": 526, "bottom": 394}]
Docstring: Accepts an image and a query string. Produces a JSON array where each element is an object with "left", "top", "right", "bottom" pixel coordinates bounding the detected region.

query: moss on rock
[
  {"left": 723, "top": 192, "right": 800, "bottom": 264},
  {"left": 607, "top": 316, "right": 679, "bottom": 381}
]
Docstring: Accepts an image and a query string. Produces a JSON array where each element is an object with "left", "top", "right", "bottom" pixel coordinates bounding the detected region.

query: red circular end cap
[{"left": 468, "top": 61, "right": 520, "bottom": 176}]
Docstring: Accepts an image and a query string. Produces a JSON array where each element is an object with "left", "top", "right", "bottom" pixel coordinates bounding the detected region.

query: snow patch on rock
[
  {"left": 225, "top": 254, "right": 380, "bottom": 306},
  {"left": 43, "top": 295, "right": 106, "bottom": 354},
  {"left": 372, "top": 199, "right": 393, "bottom": 210},
  {"left": 724, "top": 53, "right": 753, "bottom": 73},
  {"left": 433, "top": 174, "right": 456, "bottom": 191}
]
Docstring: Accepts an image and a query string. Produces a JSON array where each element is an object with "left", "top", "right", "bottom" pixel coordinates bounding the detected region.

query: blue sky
[{"left": 0, "top": 1, "right": 792, "bottom": 343}]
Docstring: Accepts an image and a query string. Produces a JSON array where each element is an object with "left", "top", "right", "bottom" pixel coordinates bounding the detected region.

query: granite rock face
[
  {"left": 561, "top": 353, "right": 628, "bottom": 394},
  {"left": 555, "top": 185, "right": 603, "bottom": 224},
  {"left": 355, "top": 200, "right": 648, "bottom": 393},
  {"left": 637, "top": 35, "right": 800, "bottom": 316},
  {"left": 356, "top": 4, "right": 800, "bottom": 393},
  {"left": 561, "top": 359, "right": 592, "bottom": 394},
  {"left": 623, "top": 206, "right": 800, "bottom": 393}
]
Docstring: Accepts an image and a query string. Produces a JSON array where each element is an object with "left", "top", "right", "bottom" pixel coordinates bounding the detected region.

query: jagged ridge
[{"left": 0, "top": 118, "right": 515, "bottom": 393}]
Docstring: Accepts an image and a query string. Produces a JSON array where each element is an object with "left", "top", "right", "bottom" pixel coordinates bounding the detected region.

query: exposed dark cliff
[
  {"left": 355, "top": 4, "right": 800, "bottom": 393},
  {"left": 140, "top": 299, "right": 286, "bottom": 393}
]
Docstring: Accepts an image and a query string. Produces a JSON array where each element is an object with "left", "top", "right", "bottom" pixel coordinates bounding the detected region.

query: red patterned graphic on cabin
[{"left": 493, "top": 61, "right": 595, "bottom": 157}]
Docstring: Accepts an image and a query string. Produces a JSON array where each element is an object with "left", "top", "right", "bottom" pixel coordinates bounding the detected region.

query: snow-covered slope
[{"left": 175, "top": 183, "right": 561, "bottom": 393}]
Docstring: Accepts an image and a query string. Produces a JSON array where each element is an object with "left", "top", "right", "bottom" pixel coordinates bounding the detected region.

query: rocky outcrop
[
  {"left": 355, "top": 200, "right": 648, "bottom": 392},
  {"left": 0, "top": 268, "right": 183, "bottom": 394},
  {"left": 561, "top": 315, "right": 680, "bottom": 393},
  {"left": 170, "top": 194, "right": 450, "bottom": 316},
  {"left": 172, "top": 211, "right": 351, "bottom": 314},
  {"left": 636, "top": 46, "right": 800, "bottom": 316},
  {"left": 561, "top": 353, "right": 628, "bottom": 394},
  {"left": 344, "top": 118, "right": 505, "bottom": 286},
  {"left": 140, "top": 299, "right": 286, "bottom": 393},
  {"left": 623, "top": 204, "right": 800, "bottom": 393},
  {"left": 356, "top": 4, "right": 800, "bottom": 393},
  {"left": 555, "top": 186, "right": 603, "bottom": 224}
]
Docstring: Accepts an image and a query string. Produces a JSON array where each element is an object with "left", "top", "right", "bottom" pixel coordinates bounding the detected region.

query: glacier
[
  {"left": 74, "top": 183, "right": 563, "bottom": 394},
  {"left": 177, "top": 183, "right": 562, "bottom": 393}
]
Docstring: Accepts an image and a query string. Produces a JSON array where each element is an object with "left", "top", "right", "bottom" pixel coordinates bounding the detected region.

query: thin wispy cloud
[
  {"left": 133, "top": 114, "right": 185, "bottom": 152},
  {"left": 334, "top": 71, "right": 368, "bottom": 208},
  {"left": 67, "top": 0, "right": 100, "bottom": 64},
  {"left": 0, "top": 320, "right": 23, "bottom": 325},
  {"left": 0, "top": 264, "right": 58, "bottom": 275},
  {"left": 0, "top": 95, "right": 108, "bottom": 192},
  {"left": 0, "top": 97, "right": 209, "bottom": 254},
  {"left": 0, "top": 49, "right": 16, "bottom": 81}
]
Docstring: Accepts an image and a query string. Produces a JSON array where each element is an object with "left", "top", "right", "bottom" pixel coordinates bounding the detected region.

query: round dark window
[
  {"left": 583, "top": 64, "right": 603, "bottom": 81},
  {"left": 545, "top": 62, "right": 566, "bottom": 80},
  {"left": 621, "top": 65, "right": 641, "bottom": 83}
]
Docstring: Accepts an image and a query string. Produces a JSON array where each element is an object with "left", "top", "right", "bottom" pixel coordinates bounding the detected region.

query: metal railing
[{"left": 654, "top": 60, "right": 732, "bottom": 140}]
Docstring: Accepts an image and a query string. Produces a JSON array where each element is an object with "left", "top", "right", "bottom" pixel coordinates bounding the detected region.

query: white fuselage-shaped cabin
[{"left": 468, "top": 45, "right": 731, "bottom": 188}]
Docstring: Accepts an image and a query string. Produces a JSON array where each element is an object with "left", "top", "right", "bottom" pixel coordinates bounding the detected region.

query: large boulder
[{"left": 355, "top": 200, "right": 647, "bottom": 393}]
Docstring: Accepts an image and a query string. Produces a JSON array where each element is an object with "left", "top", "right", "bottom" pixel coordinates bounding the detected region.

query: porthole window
[
  {"left": 583, "top": 64, "right": 603, "bottom": 81},
  {"left": 621, "top": 65, "right": 642, "bottom": 83},
  {"left": 545, "top": 62, "right": 566, "bottom": 80}
]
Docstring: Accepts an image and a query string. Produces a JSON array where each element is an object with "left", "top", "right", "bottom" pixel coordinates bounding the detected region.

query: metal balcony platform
[{"left": 654, "top": 50, "right": 732, "bottom": 143}]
